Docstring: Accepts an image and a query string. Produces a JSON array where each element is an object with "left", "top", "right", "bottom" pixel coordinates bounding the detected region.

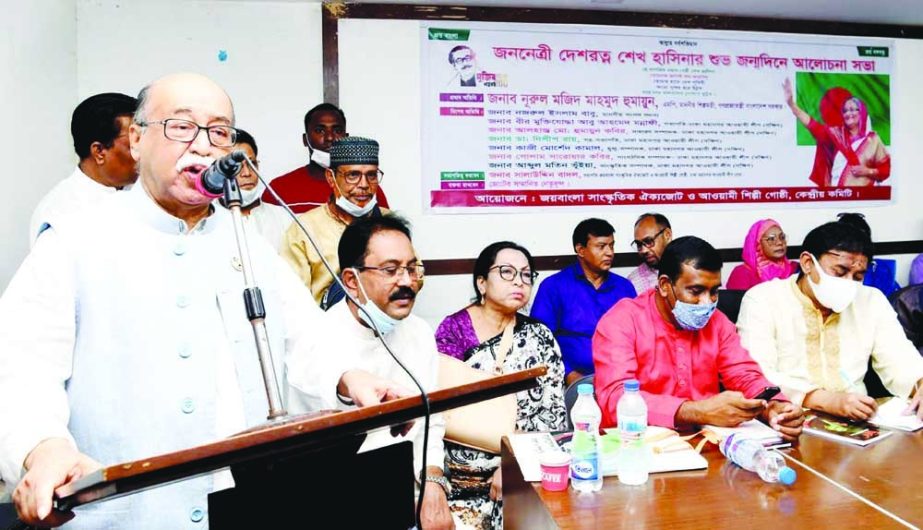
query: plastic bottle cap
[
  {"left": 577, "top": 384, "right": 594, "bottom": 395},
  {"left": 624, "top": 379, "right": 640, "bottom": 392},
  {"left": 779, "top": 466, "right": 797, "bottom": 486}
]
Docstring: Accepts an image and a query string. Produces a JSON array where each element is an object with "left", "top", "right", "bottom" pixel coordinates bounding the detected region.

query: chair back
[
  {"left": 863, "top": 284, "right": 923, "bottom": 398},
  {"left": 717, "top": 289, "right": 747, "bottom": 324},
  {"left": 889, "top": 284, "right": 923, "bottom": 353}
]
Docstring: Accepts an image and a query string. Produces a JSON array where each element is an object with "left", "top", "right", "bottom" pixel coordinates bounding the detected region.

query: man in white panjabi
[
  {"left": 287, "top": 214, "right": 454, "bottom": 530},
  {"left": 29, "top": 92, "right": 138, "bottom": 245},
  {"left": 0, "top": 73, "right": 407, "bottom": 529},
  {"left": 738, "top": 221, "right": 923, "bottom": 422}
]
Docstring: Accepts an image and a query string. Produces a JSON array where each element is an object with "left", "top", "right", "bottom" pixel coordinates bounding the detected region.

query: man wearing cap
[
  {"left": 281, "top": 136, "right": 389, "bottom": 304},
  {"left": 262, "top": 103, "right": 389, "bottom": 214}
]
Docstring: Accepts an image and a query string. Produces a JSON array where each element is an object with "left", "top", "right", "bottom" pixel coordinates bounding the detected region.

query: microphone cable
[{"left": 246, "top": 158, "right": 435, "bottom": 528}]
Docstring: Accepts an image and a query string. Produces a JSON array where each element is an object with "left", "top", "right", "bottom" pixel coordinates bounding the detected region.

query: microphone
[{"left": 197, "top": 150, "right": 247, "bottom": 198}]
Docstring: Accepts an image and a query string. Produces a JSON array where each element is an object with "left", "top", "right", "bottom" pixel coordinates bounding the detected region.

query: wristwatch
[{"left": 424, "top": 475, "right": 452, "bottom": 496}]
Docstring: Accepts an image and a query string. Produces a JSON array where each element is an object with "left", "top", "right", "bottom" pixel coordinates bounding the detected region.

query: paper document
[
  {"left": 869, "top": 397, "right": 923, "bottom": 432},
  {"left": 508, "top": 427, "right": 707, "bottom": 483}
]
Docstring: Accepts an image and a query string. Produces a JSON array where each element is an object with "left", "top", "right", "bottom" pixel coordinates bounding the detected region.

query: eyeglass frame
[
  {"left": 334, "top": 168, "right": 385, "bottom": 185},
  {"left": 761, "top": 232, "right": 787, "bottom": 244},
  {"left": 631, "top": 227, "right": 667, "bottom": 250},
  {"left": 355, "top": 263, "right": 425, "bottom": 281},
  {"left": 451, "top": 53, "right": 475, "bottom": 65},
  {"left": 488, "top": 264, "right": 538, "bottom": 285},
  {"left": 138, "top": 118, "right": 240, "bottom": 148}
]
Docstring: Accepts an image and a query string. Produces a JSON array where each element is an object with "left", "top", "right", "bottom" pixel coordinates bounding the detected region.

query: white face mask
[
  {"left": 332, "top": 177, "right": 377, "bottom": 217},
  {"left": 335, "top": 194, "right": 377, "bottom": 217},
  {"left": 807, "top": 254, "right": 860, "bottom": 313},
  {"left": 351, "top": 268, "right": 400, "bottom": 335},
  {"left": 239, "top": 179, "right": 265, "bottom": 207},
  {"left": 307, "top": 139, "right": 331, "bottom": 169}
]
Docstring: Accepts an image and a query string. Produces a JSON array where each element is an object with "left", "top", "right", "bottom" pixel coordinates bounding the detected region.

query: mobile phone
[{"left": 753, "top": 386, "right": 781, "bottom": 401}]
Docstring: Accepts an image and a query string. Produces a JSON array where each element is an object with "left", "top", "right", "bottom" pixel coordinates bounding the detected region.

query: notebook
[
  {"left": 803, "top": 412, "right": 893, "bottom": 447},
  {"left": 869, "top": 397, "right": 923, "bottom": 432}
]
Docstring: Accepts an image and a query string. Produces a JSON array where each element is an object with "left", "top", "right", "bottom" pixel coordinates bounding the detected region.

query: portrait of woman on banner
[{"left": 783, "top": 78, "right": 890, "bottom": 187}]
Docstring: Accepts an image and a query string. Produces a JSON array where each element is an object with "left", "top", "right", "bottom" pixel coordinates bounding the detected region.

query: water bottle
[
  {"left": 720, "top": 433, "right": 797, "bottom": 485},
  {"left": 616, "top": 379, "right": 649, "bottom": 485},
  {"left": 570, "top": 384, "right": 603, "bottom": 492}
]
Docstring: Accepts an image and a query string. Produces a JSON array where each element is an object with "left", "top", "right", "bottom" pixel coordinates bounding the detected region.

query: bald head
[
  {"left": 128, "top": 73, "right": 238, "bottom": 225},
  {"left": 633, "top": 214, "right": 673, "bottom": 267},
  {"left": 133, "top": 73, "right": 235, "bottom": 126}
]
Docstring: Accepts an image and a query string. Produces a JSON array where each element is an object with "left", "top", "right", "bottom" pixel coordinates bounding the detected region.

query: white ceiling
[{"left": 304, "top": 0, "right": 923, "bottom": 26}]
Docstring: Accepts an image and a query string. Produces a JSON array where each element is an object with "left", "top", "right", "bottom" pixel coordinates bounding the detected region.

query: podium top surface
[{"left": 53, "top": 366, "right": 545, "bottom": 509}]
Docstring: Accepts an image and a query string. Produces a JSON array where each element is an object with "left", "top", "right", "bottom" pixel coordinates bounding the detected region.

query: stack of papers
[
  {"left": 703, "top": 419, "right": 789, "bottom": 449},
  {"left": 869, "top": 398, "right": 923, "bottom": 432}
]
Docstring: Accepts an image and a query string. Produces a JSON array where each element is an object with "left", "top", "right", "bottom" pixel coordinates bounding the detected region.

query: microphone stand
[{"left": 222, "top": 176, "right": 287, "bottom": 420}]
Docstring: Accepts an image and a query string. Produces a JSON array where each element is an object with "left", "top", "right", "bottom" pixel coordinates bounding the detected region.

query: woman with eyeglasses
[
  {"left": 434, "top": 241, "right": 565, "bottom": 530},
  {"left": 727, "top": 219, "right": 798, "bottom": 291}
]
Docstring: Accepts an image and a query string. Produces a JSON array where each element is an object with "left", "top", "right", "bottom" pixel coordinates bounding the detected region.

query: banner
[{"left": 421, "top": 23, "right": 894, "bottom": 211}]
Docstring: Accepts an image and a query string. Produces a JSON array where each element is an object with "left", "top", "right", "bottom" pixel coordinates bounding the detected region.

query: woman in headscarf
[
  {"left": 727, "top": 219, "right": 798, "bottom": 291},
  {"left": 783, "top": 79, "right": 890, "bottom": 187}
]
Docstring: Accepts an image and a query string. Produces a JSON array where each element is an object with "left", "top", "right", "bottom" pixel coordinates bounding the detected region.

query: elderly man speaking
[{"left": 0, "top": 73, "right": 406, "bottom": 529}]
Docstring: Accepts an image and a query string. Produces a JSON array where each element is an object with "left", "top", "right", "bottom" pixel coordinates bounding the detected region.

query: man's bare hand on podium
[
  {"left": 339, "top": 369, "right": 416, "bottom": 436},
  {"left": 14, "top": 437, "right": 101, "bottom": 527}
]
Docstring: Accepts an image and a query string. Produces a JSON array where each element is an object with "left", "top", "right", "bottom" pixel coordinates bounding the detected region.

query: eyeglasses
[
  {"left": 762, "top": 232, "right": 787, "bottom": 244},
  {"left": 631, "top": 228, "right": 667, "bottom": 250},
  {"left": 489, "top": 265, "right": 538, "bottom": 285},
  {"left": 356, "top": 263, "right": 425, "bottom": 280},
  {"left": 452, "top": 54, "right": 475, "bottom": 65},
  {"left": 337, "top": 169, "right": 384, "bottom": 185},
  {"left": 139, "top": 119, "right": 239, "bottom": 148}
]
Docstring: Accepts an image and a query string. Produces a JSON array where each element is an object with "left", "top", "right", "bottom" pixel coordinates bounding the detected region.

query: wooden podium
[{"left": 3, "top": 367, "right": 544, "bottom": 529}]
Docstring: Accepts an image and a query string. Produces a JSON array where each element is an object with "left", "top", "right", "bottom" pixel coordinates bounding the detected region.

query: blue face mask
[
  {"left": 351, "top": 268, "right": 400, "bottom": 336},
  {"left": 670, "top": 286, "right": 718, "bottom": 331}
]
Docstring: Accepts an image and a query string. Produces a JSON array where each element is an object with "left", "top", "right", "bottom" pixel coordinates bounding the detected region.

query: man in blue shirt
[{"left": 531, "top": 218, "right": 636, "bottom": 385}]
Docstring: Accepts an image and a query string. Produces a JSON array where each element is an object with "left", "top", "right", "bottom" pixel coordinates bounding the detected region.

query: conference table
[{"left": 502, "top": 429, "right": 922, "bottom": 529}]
